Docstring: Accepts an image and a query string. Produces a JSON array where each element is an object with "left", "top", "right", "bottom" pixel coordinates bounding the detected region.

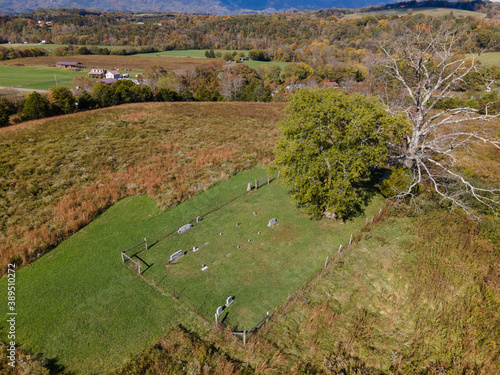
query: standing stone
[
  {"left": 267, "top": 218, "right": 278, "bottom": 227},
  {"left": 247, "top": 183, "right": 252, "bottom": 192},
  {"left": 178, "top": 223, "right": 193, "bottom": 234}
]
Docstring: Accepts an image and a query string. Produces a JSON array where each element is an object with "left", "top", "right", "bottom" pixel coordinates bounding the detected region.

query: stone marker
[
  {"left": 253, "top": 212, "right": 257, "bottom": 216},
  {"left": 178, "top": 223, "right": 193, "bottom": 234},
  {"left": 226, "top": 296, "right": 234, "bottom": 307},
  {"left": 237, "top": 245, "right": 240, "bottom": 249},
  {"left": 169, "top": 250, "right": 184, "bottom": 263},
  {"left": 267, "top": 218, "right": 278, "bottom": 227},
  {"left": 247, "top": 182, "right": 252, "bottom": 192},
  {"left": 216, "top": 306, "right": 224, "bottom": 318},
  {"left": 196, "top": 216, "right": 202, "bottom": 223},
  {"left": 324, "top": 211, "right": 337, "bottom": 220},
  {"left": 248, "top": 239, "right": 251, "bottom": 242}
]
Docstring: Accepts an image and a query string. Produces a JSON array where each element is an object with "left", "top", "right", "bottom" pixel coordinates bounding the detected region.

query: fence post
[
  {"left": 255, "top": 179, "right": 258, "bottom": 190},
  {"left": 121, "top": 251, "right": 125, "bottom": 263},
  {"left": 324, "top": 256, "right": 329, "bottom": 268},
  {"left": 215, "top": 314, "right": 218, "bottom": 327},
  {"left": 266, "top": 311, "right": 270, "bottom": 323},
  {"left": 349, "top": 234, "right": 352, "bottom": 245},
  {"left": 267, "top": 175, "right": 270, "bottom": 184},
  {"left": 138, "top": 260, "right": 141, "bottom": 275},
  {"left": 338, "top": 244, "right": 342, "bottom": 254},
  {"left": 144, "top": 237, "right": 148, "bottom": 251},
  {"left": 243, "top": 330, "right": 246, "bottom": 345}
]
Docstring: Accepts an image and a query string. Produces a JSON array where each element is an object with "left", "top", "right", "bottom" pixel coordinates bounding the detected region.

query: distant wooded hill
[{"left": 0, "top": 0, "right": 484, "bottom": 15}]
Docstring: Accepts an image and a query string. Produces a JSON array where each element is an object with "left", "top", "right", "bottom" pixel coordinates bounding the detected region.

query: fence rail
[
  {"left": 121, "top": 251, "right": 141, "bottom": 274},
  {"left": 232, "top": 312, "right": 270, "bottom": 345},
  {"left": 121, "top": 238, "right": 147, "bottom": 274}
]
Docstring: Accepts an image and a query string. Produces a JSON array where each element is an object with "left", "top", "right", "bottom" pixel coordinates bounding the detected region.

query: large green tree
[
  {"left": 22, "top": 92, "right": 49, "bottom": 120},
  {"left": 48, "top": 86, "right": 76, "bottom": 115},
  {"left": 274, "top": 88, "right": 408, "bottom": 219}
]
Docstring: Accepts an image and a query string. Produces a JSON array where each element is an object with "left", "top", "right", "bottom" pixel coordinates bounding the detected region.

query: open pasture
[
  {"left": 477, "top": 52, "right": 500, "bottom": 66},
  {"left": 0, "top": 65, "right": 87, "bottom": 89},
  {"left": 0, "top": 54, "right": 212, "bottom": 70},
  {"left": 343, "top": 7, "right": 486, "bottom": 19},
  {"left": 136, "top": 49, "right": 249, "bottom": 58}
]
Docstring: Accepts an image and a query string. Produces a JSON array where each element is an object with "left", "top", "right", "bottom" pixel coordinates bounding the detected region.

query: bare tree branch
[{"left": 377, "top": 20, "right": 500, "bottom": 218}]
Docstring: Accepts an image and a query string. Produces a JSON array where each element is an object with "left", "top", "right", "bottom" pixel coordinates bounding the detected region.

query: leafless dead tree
[{"left": 378, "top": 22, "right": 500, "bottom": 218}]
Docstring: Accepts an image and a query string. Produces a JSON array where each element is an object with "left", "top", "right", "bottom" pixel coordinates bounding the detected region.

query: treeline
[
  {"left": 1, "top": 6, "right": 500, "bottom": 59},
  {"left": 0, "top": 62, "right": 277, "bottom": 127}
]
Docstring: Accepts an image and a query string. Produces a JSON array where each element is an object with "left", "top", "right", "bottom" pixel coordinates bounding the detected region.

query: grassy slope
[
  {"left": 135, "top": 49, "right": 249, "bottom": 58},
  {"left": 343, "top": 7, "right": 486, "bottom": 19},
  {"left": 135, "top": 50, "right": 290, "bottom": 69},
  {"left": 112, "top": 206, "right": 500, "bottom": 375},
  {"left": 0, "top": 102, "right": 284, "bottom": 272},
  {"left": 136, "top": 174, "right": 382, "bottom": 327},
  {"left": 477, "top": 52, "right": 500, "bottom": 67},
  {"left": 0, "top": 167, "right": 382, "bottom": 374},
  {"left": 0, "top": 197, "right": 190, "bottom": 373}
]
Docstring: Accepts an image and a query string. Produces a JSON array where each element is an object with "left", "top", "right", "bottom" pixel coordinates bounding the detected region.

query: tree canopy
[
  {"left": 274, "top": 88, "right": 409, "bottom": 219},
  {"left": 22, "top": 91, "right": 49, "bottom": 120}
]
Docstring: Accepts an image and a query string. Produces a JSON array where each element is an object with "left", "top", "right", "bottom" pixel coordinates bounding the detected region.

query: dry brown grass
[
  {"left": 0, "top": 101, "right": 285, "bottom": 272},
  {"left": 0, "top": 54, "right": 212, "bottom": 70}
]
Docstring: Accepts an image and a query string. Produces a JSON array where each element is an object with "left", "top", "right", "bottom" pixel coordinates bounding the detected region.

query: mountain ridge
[{"left": 1, "top": 0, "right": 395, "bottom": 15}]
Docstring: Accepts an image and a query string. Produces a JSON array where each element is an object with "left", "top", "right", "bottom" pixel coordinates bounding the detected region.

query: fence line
[
  {"left": 163, "top": 173, "right": 278, "bottom": 239},
  {"left": 123, "top": 238, "right": 148, "bottom": 253},
  {"left": 231, "top": 311, "right": 270, "bottom": 345},
  {"left": 121, "top": 251, "right": 141, "bottom": 274}
]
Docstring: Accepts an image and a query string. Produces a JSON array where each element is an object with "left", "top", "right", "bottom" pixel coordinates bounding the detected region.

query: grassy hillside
[
  {"left": 0, "top": 102, "right": 284, "bottom": 273},
  {"left": 0, "top": 167, "right": 383, "bottom": 373},
  {"left": 478, "top": 52, "right": 500, "bottom": 67},
  {"left": 109, "top": 206, "right": 500, "bottom": 375},
  {"left": 343, "top": 7, "right": 487, "bottom": 19}
]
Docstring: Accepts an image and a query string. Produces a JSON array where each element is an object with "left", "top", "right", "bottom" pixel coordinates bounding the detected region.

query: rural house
[
  {"left": 88, "top": 68, "right": 106, "bottom": 78},
  {"left": 322, "top": 81, "right": 339, "bottom": 88},
  {"left": 105, "top": 70, "right": 121, "bottom": 79}
]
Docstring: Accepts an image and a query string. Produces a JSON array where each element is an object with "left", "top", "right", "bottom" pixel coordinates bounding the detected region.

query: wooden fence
[{"left": 232, "top": 312, "right": 270, "bottom": 345}]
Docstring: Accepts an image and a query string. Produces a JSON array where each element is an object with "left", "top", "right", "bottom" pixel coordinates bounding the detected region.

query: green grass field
[
  {"left": 136, "top": 49, "right": 290, "bottom": 70},
  {"left": 135, "top": 49, "right": 248, "bottom": 58},
  {"left": 0, "top": 167, "right": 382, "bottom": 373},
  {"left": 477, "top": 52, "right": 500, "bottom": 66},
  {"left": 134, "top": 171, "right": 382, "bottom": 327},
  {"left": 0, "top": 65, "right": 87, "bottom": 89},
  {"left": 343, "top": 7, "right": 486, "bottom": 19}
]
